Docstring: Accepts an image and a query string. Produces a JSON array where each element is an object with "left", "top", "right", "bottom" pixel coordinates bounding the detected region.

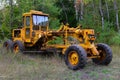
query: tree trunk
[
  {"left": 92, "top": 0, "right": 95, "bottom": 13},
  {"left": 9, "top": 0, "right": 13, "bottom": 29},
  {"left": 92, "top": 0, "right": 95, "bottom": 26},
  {"left": 74, "top": 0, "right": 81, "bottom": 21},
  {"left": 74, "top": 0, "right": 84, "bottom": 21},
  {"left": 74, "top": 0, "right": 78, "bottom": 21},
  {"left": 60, "top": 0, "right": 68, "bottom": 23},
  {"left": 105, "top": 0, "right": 110, "bottom": 23},
  {"left": 113, "top": 0, "right": 119, "bottom": 31},
  {"left": 99, "top": 0, "right": 104, "bottom": 30},
  {"left": 80, "top": 0, "right": 83, "bottom": 21}
]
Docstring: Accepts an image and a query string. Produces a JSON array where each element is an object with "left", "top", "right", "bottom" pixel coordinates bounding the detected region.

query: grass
[{"left": 0, "top": 45, "right": 120, "bottom": 80}]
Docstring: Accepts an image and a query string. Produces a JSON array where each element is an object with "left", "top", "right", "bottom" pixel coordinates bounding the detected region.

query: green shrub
[
  {"left": 109, "top": 33, "right": 120, "bottom": 45},
  {"left": 48, "top": 37, "right": 64, "bottom": 45},
  {"left": 79, "top": 20, "right": 117, "bottom": 45},
  {"left": 96, "top": 28, "right": 116, "bottom": 45}
]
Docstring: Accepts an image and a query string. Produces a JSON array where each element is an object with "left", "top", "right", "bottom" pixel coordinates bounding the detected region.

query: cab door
[{"left": 25, "top": 16, "right": 31, "bottom": 42}]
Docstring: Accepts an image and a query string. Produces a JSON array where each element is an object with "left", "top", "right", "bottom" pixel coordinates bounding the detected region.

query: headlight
[{"left": 88, "top": 34, "right": 96, "bottom": 40}]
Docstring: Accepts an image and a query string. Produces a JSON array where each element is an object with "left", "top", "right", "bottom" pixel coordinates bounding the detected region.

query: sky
[
  {"left": 0, "top": 0, "right": 16, "bottom": 10},
  {"left": 0, "top": 0, "right": 5, "bottom": 10}
]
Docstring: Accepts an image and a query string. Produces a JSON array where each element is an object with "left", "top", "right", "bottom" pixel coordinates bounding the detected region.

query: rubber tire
[
  {"left": 12, "top": 40, "right": 25, "bottom": 53},
  {"left": 3, "top": 39, "right": 13, "bottom": 50},
  {"left": 64, "top": 45, "right": 87, "bottom": 70},
  {"left": 92, "top": 43, "right": 112, "bottom": 65}
]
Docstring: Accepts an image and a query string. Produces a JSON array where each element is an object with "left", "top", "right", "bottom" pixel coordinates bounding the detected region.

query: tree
[
  {"left": 9, "top": 0, "right": 13, "bottom": 28},
  {"left": 1, "top": 0, "right": 60, "bottom": 30},
  {"left": 80, "top": 0, "right": 84, "bottom": 21},
  {"left": 34, "top": 0, "right": 60, "bottom": 29},
  {"left": 75, "top": 0, "right": 80, "bottom": 21},
  {"left": 113, "top": 0, "right": 119, "bottom": 31},
  {"left": 105, "top": 0, "right": 110, "bottom": 23},
  {"left": 99, "top": 0, "right": 104, "bottom": 30},
  {"left": 56, "top": 0, "right": 77, "bottom": 27}
]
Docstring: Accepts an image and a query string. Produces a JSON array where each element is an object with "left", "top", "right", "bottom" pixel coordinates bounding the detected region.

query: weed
[{"left": 0, "top": 45, "right": 119, "bottom": 80}]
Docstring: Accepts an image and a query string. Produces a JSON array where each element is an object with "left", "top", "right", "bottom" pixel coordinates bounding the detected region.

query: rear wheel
[
  {"left": 92, "top": 43, "right": 112, "bottom": 65},
  {"left": 3, "top": 39, "right": 13, "bottom": 51},
  {"left": 12, "top": 41, "right": 25, "bottom": 54},
  {"left": 64, "top": 45, "right": 87, "bottom": 70}
]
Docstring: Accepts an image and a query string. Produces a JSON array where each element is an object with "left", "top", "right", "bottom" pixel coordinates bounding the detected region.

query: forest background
[{"left": 0, "top": 0, "right": 120, "bottom": 45}]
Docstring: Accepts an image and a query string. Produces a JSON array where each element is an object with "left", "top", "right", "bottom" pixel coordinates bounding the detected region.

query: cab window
[
  {"left": 26, "top": 16, "right": 30, "bottom": 26},
  {"left": 33, "top": 15, "right": 48, "bottom": 27}
]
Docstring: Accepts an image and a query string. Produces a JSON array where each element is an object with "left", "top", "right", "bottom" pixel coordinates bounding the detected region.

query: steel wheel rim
[
  {"left": 68, "top": 51, "right": 79, "bottom": 66},
  {"left": 13, "top": 44, "right": 19, "bottom": 53}
]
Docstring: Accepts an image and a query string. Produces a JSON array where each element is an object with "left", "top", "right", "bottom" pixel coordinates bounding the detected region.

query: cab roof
[{"left": 23, "top": 10, "right": 49, "bottom": 16}]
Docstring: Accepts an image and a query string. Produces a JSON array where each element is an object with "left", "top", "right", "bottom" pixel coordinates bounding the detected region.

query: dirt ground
[{"left": 0, "top": 46, "right": 119, "bottom": 80}]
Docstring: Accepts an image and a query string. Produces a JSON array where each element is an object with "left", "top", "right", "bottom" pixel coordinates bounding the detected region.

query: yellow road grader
[{"left": 3, "top": 10, "right": 112, "bottom": 70}]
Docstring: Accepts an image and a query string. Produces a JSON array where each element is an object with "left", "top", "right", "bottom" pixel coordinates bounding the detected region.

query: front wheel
[
  {"left": 92, "top": 43, "right": 112, "bottom": 65},
  {"left": 64, "top": 45, "right": 87, "bottom": 70}
]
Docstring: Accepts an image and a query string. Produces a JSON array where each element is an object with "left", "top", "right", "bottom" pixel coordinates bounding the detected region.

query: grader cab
[
  {"left": 3, "top": 10, "right": 112, "bottom": 70},
  {"left": 12, "top": 10, "right": 49, "bottom": 45}
]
